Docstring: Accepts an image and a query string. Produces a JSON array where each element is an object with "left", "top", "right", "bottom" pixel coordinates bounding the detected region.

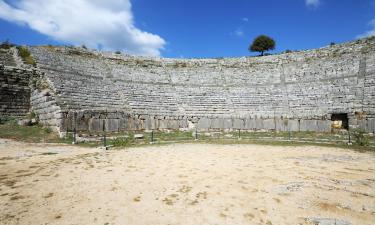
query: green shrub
[
  {"left": 0, "top": 116, "right": 16, "bottom": 125},
  {"left": 112, "top": 137, "right": 131, "bottom": 147},
  {"left": 17, "top": 46, "right": 36, "bottom": 66},
  {"left": 44, "top": 127, "right": 53, "bottom": 133},
  {"left": 27, "top": 111, "right": 37, "bottom": 120},
  {"left": 351, "top": 128, "right": 369, "bottom": 146}
]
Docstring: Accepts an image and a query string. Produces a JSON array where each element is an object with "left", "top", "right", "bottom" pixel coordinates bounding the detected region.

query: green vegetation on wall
[{"left": 17, "top": 46, "right": 36, "bottom": 66}]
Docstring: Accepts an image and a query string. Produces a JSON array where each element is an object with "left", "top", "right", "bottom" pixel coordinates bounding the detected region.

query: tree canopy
[{"left": 249, "top": 35, "right": 276, "bottom": 56}]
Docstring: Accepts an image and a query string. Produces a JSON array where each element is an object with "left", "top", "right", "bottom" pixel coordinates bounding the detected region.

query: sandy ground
[{"left": 0, "top": 139, "right": 375, "bottom": 225}]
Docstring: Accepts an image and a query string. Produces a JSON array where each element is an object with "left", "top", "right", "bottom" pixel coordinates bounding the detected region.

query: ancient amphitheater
[
  {"left": 2, "top": 38, "right": 375, "bottom": 225},
  {"left": 1, "top": 37, "right": 375, "bottom": 135}
]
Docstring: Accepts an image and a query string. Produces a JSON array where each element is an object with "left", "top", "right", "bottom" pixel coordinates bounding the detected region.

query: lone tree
[{"left": 249, "top": 35, "right": 276, "bottom": 56}]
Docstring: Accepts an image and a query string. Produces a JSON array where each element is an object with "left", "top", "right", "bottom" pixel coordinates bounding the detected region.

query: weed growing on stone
[{"left": 17, "top": 46, "right": 36, "bottom": 66}]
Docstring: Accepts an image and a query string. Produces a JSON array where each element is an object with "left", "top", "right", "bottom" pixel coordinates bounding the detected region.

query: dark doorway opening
[{"left": 331, "top": 113, "right": 349, "bottom": 130}]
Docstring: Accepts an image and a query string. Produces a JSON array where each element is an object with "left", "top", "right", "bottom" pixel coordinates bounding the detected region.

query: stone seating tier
[{"left": 24, "top": 38, "right": 375, "bottom": 133}]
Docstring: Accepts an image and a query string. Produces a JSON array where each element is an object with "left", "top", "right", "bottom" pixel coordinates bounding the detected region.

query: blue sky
[{"left": 0, "top": 0, "right": 374, "bottom": 58}]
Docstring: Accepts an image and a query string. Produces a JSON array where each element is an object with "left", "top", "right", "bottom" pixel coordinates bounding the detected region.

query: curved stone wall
[{"left": 8, "top": 37, "right": 374, "bottom": 133}]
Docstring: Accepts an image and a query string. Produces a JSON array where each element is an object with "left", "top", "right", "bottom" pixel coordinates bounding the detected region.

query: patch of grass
[
  {"left": 0, "top": 123, "right": 59, "bottom": 142},
  {"left": 17, "top": 46, "right": 36, "bottom": 66},
  {"left": 150, "top": 130, "right": 193, "bottom": 142},
  {"left": 76, "top": 130, "right": 374, "bottom": 152},
  {"left": 44, "top": 127, "right": 53, "bottom": 134},
  {"left": 1, "top": 123, "right": 374, "bottom": 152},
  {"left": 351, "top": 128, "right": 370, "bottom": 146},
  {"left": 111, "top": 136, "right": 133, "bottom": 147},
  {"left": 0, "top": 116, "right": 17, "bottom": 125}
]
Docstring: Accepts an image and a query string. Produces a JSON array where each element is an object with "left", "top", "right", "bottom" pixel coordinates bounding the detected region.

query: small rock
[
  {"left": 134, "top": 134, "right": 144, "bottom": 139},
  {"left": 17, "top": 119, "right": 31, "bottom": 126},
  {"left": 274, "top": 182, "right": 304, "bottom": 194}
]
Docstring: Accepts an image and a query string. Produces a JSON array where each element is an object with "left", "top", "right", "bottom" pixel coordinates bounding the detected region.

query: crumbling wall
[
  {"left": 0, "top": 65, "right": 33, "bottom": 118},
  {"left": 0, "top": 49, "right": 16, "bottom": 66}
]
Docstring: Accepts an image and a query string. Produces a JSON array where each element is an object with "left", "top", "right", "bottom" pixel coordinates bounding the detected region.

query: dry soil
[{"left": 1, "top": 139, "right": 375, "bottom": 225}]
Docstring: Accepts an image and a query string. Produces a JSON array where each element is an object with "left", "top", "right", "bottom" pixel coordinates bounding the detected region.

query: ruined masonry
[{"left": 0, "top": 37, "right": 375, "bottom": 135}]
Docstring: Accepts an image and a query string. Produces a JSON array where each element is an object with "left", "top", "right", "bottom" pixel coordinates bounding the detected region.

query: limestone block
[
  {"left": 317, "top": 120, "right": 331, "bottom": 132},
  {"left": 254, "top": 119, "right": 264, "bottom": 130},
  {"left": 245, "top": 118, "right": 256, "bottom": 130},
  {"left": 223, "top": 118, "right": 233, "bottom": 129},
  {"left": 106, "top": 119, "right": 119, "bottom": 132},
  {"left": 157, "top": 119, "right": 166, "bottom": 130},
  {"left": 119, "top": 117, "right": 131, "bottom": 131},
  {"left": 134, "top": 134, "right": 144, "bottom": 139},
  {"left": 89, "top": 118, "right": 103, "bottom": 132},
  {"left": 263, "top": 119, "right": 275, "bottom": 130},
  {"left": 275, "top": 119, "right": 287, "bottom": 131},
  {"left": 233, "top": 118, "right": 245, "bottom": 129},
  {"left": 288, "top": 120, "right": 300, "bottom": 132},
  {"left": 178, "top": 118, "right": 188, "bottom": 128},
  {"left": 167, "top": 119, "right": 179, "bottom": 129},
  {"left": 197, "top": 118, "right": 210, "bottom": 129},
  {"left": 144, "top": 116, "right": 152, "bottom": 130},
  {"left": 300, "top": 120, "right": 318, "bottom": 132},
  {"left": 211, "top": 118, "right": 224, "bottom": 129}
]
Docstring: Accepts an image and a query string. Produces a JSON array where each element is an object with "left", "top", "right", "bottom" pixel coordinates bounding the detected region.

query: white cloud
[
  {"left": 231, "top": 28, "right": 244, "bottom": 37},
  {"left": 242, "top": 18, "right": 249, "bottom": 22},
  {"left": 235, "top": 29, "right": 244, "bottom": 37},
  {"left": 305, "top": 0, "right": 320, "bottom": 8},
  {"left": 0, "top": 0, "right": 166, "bottom": 56},
  {"left": 357, "top": 19, "right": 375, "bottom": 38}
]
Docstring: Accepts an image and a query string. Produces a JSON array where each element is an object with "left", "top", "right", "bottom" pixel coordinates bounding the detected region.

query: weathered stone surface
[
  {"left": 1, "top": 38, "right": 375, "bottom": 134},
  {"left": 307, "top": 217, "right": 351, "bottom": 225},
  {"left": 0, "top": 65, "right": 33, "bottom": 118}
]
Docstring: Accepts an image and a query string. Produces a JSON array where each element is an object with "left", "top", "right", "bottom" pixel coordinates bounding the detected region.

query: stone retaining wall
[
  {"left": 59, "top": 111, "right": 333, "bottom": 133},
  {"left": 0, "top": 65, "right": 33, "bottom": 118}
]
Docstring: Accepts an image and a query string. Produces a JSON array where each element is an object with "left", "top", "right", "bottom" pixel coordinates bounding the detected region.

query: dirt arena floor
[{"left": 0, "top": 139, "right": 375, "bottom": 225}]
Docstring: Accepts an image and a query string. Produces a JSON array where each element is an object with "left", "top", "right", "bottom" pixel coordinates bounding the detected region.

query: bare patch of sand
[{"left": 1, "top": 139, "right": 375, "bottom": 224}]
